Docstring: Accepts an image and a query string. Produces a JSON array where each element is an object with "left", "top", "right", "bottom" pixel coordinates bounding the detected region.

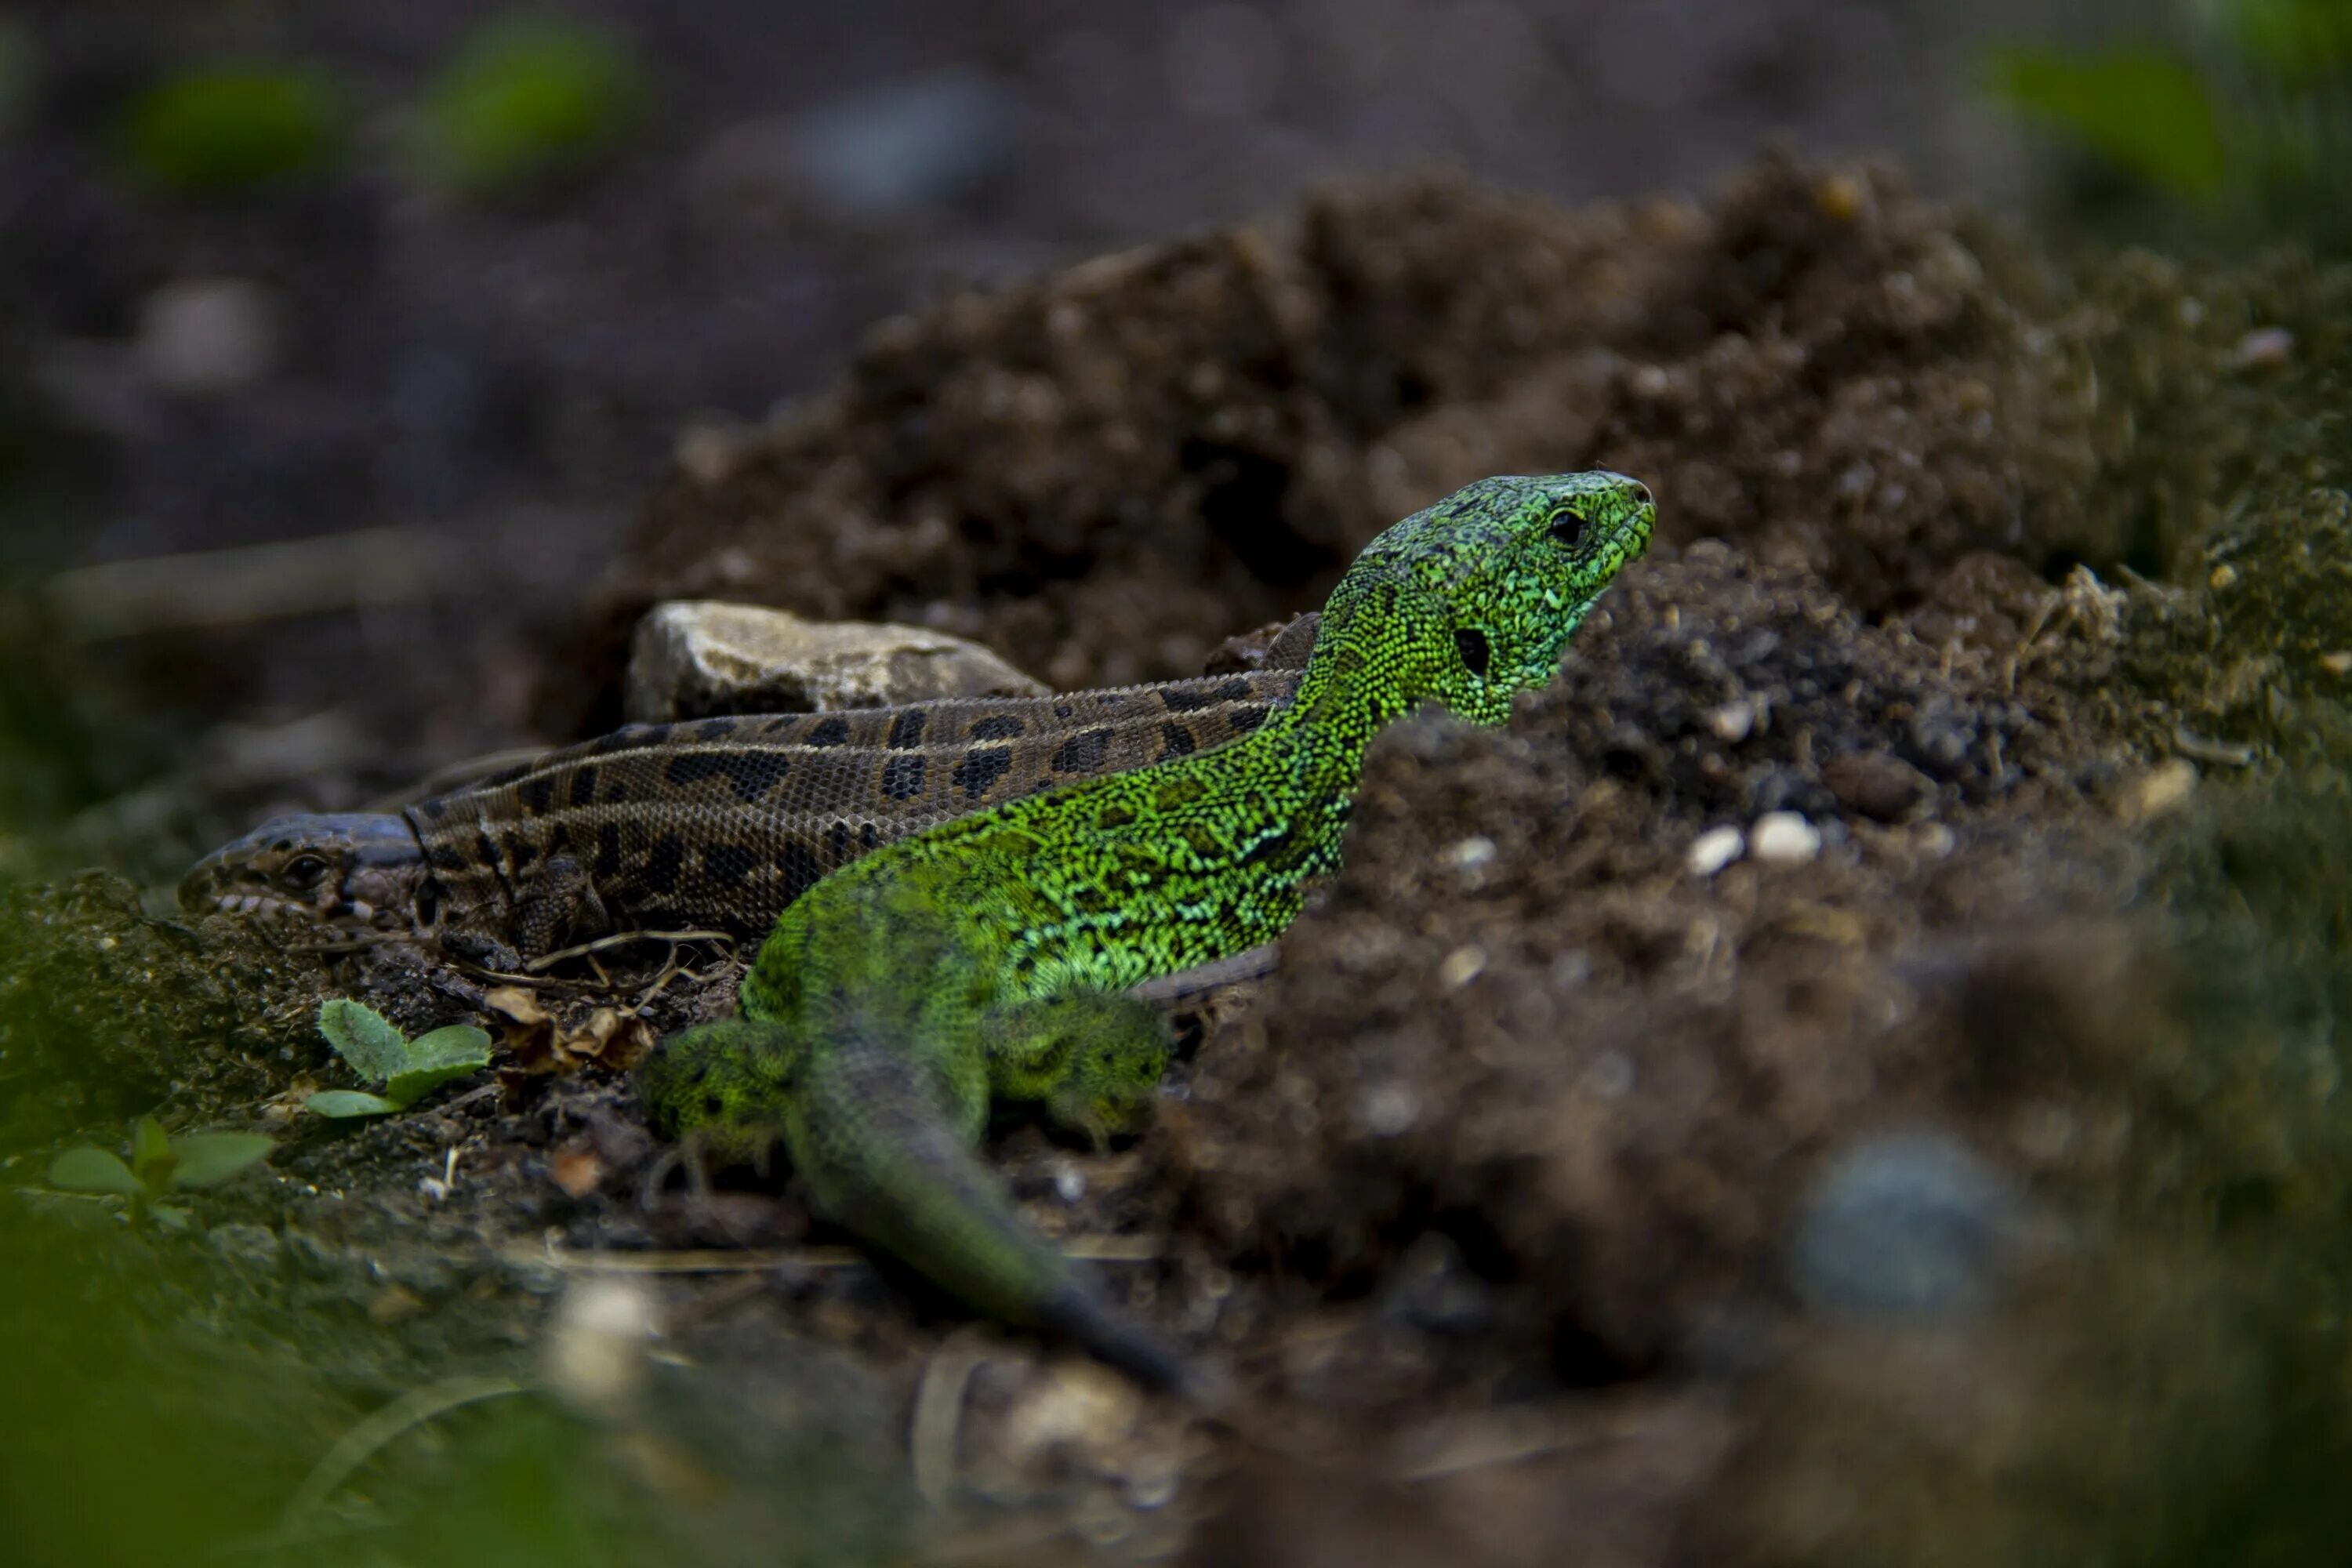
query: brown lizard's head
[{"left": 179, "top": 813, "right": 426, "bottom": 931}]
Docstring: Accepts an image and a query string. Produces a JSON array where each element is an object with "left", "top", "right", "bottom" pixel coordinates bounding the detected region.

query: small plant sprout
[
  {"left": 309, "top": 998, "right": 492, "bottom": 1119},
  {"left": 46, "top": 1114, "right": 275, "bottom": 1227}
]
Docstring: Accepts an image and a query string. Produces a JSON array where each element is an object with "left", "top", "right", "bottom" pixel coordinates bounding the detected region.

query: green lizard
[{"left": 639, "top": 472, "right": 1654, "bottom": 1392}]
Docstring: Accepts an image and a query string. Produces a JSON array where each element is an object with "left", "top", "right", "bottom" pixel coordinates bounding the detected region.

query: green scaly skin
[{"left": 640, "top": 473, "right": 1655, "bottom": 1393}]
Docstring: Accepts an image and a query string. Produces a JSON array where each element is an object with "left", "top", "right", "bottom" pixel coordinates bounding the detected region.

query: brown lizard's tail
[{"left": 793, "top": 1034, "right": 1207, "bottom": 1397}]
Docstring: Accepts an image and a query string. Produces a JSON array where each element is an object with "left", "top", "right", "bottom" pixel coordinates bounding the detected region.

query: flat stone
[
  {"left": 1822, "top": 751, "right": 1933, "bottom": 822},
  {"left": 625, "top": 600, "right": 1047, "bottom": 723}
]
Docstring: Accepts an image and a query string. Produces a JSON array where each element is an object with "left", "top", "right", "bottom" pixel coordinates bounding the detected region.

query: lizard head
[
  {"left": 179, "top": 813, "right": 426, "bottom": 931},
  {"left": 1308, "top": 471, "right": 1654, "bottom": 726}
]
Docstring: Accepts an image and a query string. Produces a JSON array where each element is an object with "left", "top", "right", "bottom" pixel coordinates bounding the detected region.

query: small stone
[
  {"left": 1750, "top": 811, "right": 1822, "bottom": 866},
  {"left": 1821, "top": 752, "right": 1932, "bottom": 822},
  {"left": 626, "top": 601, "right": 1047, "bottom": 722},
  {"left": 1356, "top": 1080, "right": 1420, "bottom": 1137},
  {"left": 136, "top": 278, "right": 281, "bottom": 394},
  {"left": 2118, "top": 757, "right": 2198, "bottom": 822},
  {"left": 1686, "top": 824, "right": 1744, "bottom": 877},
  {"left": 2231, "top": 325, "right": 2294, "bottom": 369},
  {"left": 1436, "top": 943, "right": 1486, "bottom": 989},
  {"left": 1708, "top": 699, "right": 1755, "bottom": 743},
  {"left": 2209, "top": 562, "right": 2239, "bottom": 591},
  {"left": 1584, "top": 1051, "right": 1635, "bottom": 1100},
  {"left": 1789, "top": 1129, "right": 2018, "bottom": 1322},
  {"left": 543, "top": 1277, "right": 659, "bottom": 1414},
  {"left": 2321, "top": 651, "right": 2352, "bottom": 677},
  {"left": 672, "top": 418, "right": 756, "bottom": 488},
  {"left": 1443, "top": 834, "right": 1498, "bottom": 871}
]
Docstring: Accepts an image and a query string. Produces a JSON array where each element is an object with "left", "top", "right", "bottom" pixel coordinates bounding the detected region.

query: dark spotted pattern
[
  {"left": 388, "top": 657, "right": 1311, "bottom": 954},
  {"left": 641, "top": 835, "right": 685, "bottom": 896},
  {"left": 700, "top": 842, "right": 758, "bottom": 890},
  {"left": 1052, "top": 729, "right": 1112, "bottom": 774},
  {"left": 953, "top": 747, "right": 1014, "bottom": 800},
  {"left": 880, "top": 753, "right": 926, "bottom": 801},
  {"left": 779, "top": 841, "right": 823, "bottom": 898}
]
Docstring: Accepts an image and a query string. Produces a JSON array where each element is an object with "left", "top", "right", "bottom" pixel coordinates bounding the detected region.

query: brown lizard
[{"left": 181, "top": 618, "right": 1316, "bottom": 960}]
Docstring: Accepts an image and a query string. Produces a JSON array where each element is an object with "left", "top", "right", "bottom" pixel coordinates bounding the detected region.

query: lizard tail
[{"left": 792, "top": 1034, "right": 1201, "bottom": 1396}]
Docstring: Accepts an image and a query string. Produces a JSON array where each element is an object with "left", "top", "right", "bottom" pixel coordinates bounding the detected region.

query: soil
[{"left": 10, "top": 149, "right": 2352, "bottom": 1566}]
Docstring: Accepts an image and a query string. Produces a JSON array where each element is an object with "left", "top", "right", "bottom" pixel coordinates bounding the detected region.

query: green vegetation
[
  {"left": 118, "top": 65, "right": 345, "bottom": 194},
  {"left": 1984, "top": 0, "right": 2352, "bottom": 245},
  {"left": 46, "top": 1114, "right": 274, "bottom": 1225},
  {"left": 310, "top": 998, "right": 491, "bottom": 1118},
  {"left": 411, "top": 16, "right": 649, "bottom": 195}
]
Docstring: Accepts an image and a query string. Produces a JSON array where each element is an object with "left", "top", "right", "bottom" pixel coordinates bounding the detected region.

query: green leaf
[
  {"left": 383, "top": 1062, "right": 484, "bottom": 1108},
  {"left": 305, "top": 1090, "right": 404, "bottom": 1119},
  {"left": 318, "top": 998, "right": 408, "bottom": 1083},
  {"left": 168, "top": 1132, "right": 278, "bottom": 1189},
  {"left": 1981, "top": 44, "right": 2228, "bottom": 197},
  {"left": 2212, "top": 0, "right": 2352, "bottom": 83},
  {"left": 414, "top": 17, "right": 649, "bottom": 195},
  {"left": 48, "top": 1147, "right": 143, "bottom": 1196},
  {"left": 130, "top": 1115, "right": 176, "bottom": 1191},
  {"left": 118, "top": 66, "right": 346, "bottom": 194},
  {"left": 147, "top": 1204, "right": 193, "bottom": 1232},
  {"left": 405, "top": 1024, "right": 494, "bottom": 1068}
]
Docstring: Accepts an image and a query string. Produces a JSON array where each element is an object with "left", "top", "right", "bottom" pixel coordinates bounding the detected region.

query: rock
[
  {"left": 135, "top": 278, "right": 281, "bottom": 394},
  {"left": 1749, "top": 811, "right": 1821, "bottom": 866},
  {"left": 624, "top": 600, "right": 1048, "bottom": 723},
  {"left": 1788, "top": 1129, "right": 2019, "bottom": 1322},
  {"left": 1822, "top": 752, "right": 1932, "bottom": 822},
  {"left": 1686, "top": 824, "right": 1745, "bottom": 877}
]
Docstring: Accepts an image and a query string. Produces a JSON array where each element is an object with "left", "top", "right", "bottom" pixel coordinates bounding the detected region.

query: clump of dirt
[{"left": 0, "top": 875, "right": 325, "bottom": 1140}]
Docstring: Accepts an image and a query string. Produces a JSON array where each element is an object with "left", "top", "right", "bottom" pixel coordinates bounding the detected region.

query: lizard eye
[
  {"left": 1548, "top": 507, "right": 1588, "bottom": 548},
  {"left": 1454, "top": 626, "right": 1491, "bottom": 677},
  {"left": 281, "top": 852, "right": 330, "bottom": 889}
]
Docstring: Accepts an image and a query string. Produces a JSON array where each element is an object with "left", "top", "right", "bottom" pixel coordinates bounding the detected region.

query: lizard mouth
[{"left": 202, "top": 891, "right": 376, "bottom": 924}]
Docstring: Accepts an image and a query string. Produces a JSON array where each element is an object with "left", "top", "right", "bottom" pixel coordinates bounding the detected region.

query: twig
[
  {"left": 524, "top": 928, "right": 735, "bottom": 974},
  {"left": 275, "top": 1375, "right": 525, "bottom": 1538}
]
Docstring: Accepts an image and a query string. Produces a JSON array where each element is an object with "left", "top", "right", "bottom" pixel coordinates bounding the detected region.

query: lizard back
[{"left": 409, "top": 670, "right": 1304, "bottom": 941}]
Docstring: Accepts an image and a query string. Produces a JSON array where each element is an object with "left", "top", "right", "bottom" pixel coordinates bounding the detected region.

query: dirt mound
[{"left": 564, "top": 157, "right": 2113, "bottom": 726}]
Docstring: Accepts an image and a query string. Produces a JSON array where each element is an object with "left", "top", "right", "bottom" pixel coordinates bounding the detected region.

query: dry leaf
[
  {"left": 550, "top": 1138, "right": 605, "bottom": 1198},
  {"left": 488, "top": 984, "right": 655, "bottom": 1075}
]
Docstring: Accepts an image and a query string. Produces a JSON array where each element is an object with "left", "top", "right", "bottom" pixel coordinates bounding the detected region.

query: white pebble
[
  {"left": 1437, "top": 943, "right": 1487, "bottom": 989},
  {"left": 1751, "top": 811, "right": 1822, "bottom": 866},
  {"left": 137, "top": 278, "right": 281, "bottom": 394},
  {"left": 1708, "top": 700, "right": 1755, "bottom": 743},
  {"left": 1443, "top": 834, "right": 1498, "bottom": 871},
  {"left": 1686, "top": 825, "right": 1744, "bottom": 877}
]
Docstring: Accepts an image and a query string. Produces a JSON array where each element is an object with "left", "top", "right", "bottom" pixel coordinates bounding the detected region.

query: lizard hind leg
[
  {"left": 982, "top": 992, "right": 1173, "bottom": 1151},
  {"left": 637, "top": 1016, "right": 805, "bottom": 1171}
]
